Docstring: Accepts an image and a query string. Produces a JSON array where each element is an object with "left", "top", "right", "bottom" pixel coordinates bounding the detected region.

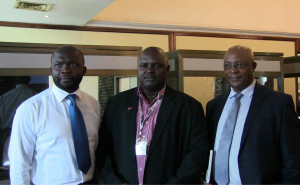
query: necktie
[
  {"left": 214, "top": 93, "right": 243, "bottom": 185},
  {"left": 67, "top": 94, "right": 91, "bottom": 174}
]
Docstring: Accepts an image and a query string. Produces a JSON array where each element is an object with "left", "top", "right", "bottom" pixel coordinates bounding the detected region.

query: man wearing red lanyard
[{"left": 97, "top": 47, "right": 209, "bottom": 184}]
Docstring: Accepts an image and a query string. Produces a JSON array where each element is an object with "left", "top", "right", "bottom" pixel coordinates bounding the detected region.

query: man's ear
[
  {"left": 167, "top": 65, "right": 170, "bottom": 72},
  {"left": 83, "top": 66, "right": 87, "bottom": 75},
  {"left": 253, "top": 62, "right": 257, "bottom": 71}
]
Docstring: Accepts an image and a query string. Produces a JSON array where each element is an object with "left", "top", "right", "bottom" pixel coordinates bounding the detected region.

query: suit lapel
[
  {"left": 147, "top": 86, "right": 176, "bottom": 158},
  {"left": 212, "top": 92, "right": 229, "bottom": 147},
  {"left": 240, "top": 84, "right": 266, "bottom": 149},
  {"left": 127, "top": 89, "right": 139, "bottom": 160}
]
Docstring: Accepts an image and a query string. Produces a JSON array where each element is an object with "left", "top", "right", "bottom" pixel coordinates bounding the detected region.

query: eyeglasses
[{"left": 224, "top": 62, "right": 248, "bottom": 70}]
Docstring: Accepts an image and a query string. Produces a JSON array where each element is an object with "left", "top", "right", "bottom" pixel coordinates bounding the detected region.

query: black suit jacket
[
  {"left": 206, "top": 83, "right": 300, "bottom": 184},
  {"left": 97, "top": 86, "right": 209, "bottom": 184}
]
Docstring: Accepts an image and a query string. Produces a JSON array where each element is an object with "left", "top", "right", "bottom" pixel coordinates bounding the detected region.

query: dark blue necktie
[{"left": 67, "top": 94, "right": 91, "bottom": 174}]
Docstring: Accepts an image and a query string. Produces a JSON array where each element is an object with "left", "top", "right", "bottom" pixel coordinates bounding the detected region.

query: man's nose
[
  {"left": 230, "top": 65, "right": 239, "bottom": 72},
  {"left": 62, "top": 64, "right": 71, "bottom": 73},
  {"left": 145, "top": 65, "right": 155, "bottom": 72}
]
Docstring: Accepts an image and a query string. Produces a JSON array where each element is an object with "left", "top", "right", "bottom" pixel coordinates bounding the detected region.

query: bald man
[
  {"left": 97, "top": 47, "right": 209, "bottom": 184},
  {"left": 206, "top": 45, "right": 300, "bottom": 184}
]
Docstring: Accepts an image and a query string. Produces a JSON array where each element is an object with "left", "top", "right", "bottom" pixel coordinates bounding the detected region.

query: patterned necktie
[
  {"left": 67, "top": 94, "right": 91, "bottom": 174},
  {"left": 214, "top": 93, "right": 243, "bottom": 185}
]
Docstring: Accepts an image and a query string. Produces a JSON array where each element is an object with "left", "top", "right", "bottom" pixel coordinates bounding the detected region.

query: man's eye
[
  {"left": 154, "top": 64, "right": 162, "bottom": 69},
  {"left": 139, "top": 64, "right": 148, "bottom": 68},
  {"left": 236, "top": 62, "right": 245, "bottom": 68},
  {"left": 71, "top": 63, "right": 79, "bottom": 67},
  {"left": 224, "top": 63, "right": 231, "bottom": 69},
  {"left": 55, "top": 64, "right": 62, "bottom": 67}
]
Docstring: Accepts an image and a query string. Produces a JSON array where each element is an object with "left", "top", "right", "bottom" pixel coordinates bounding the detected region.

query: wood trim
[
  {"left": 0, "top": 41, "right": 141, "bottom": 51},
  {"left": 87, "top": 69, "right": 137, "bottom": 76},
  {"left": 296, "top": 39, "right": 300, "bottom": 54},
  {"left": 0, "top": 68, "right": 51, "bottom": 76},
  {"left": 0, "top": 68, "right": 138, "bottom": 76},
  {"left": 174, "top": 32, "right": 297, "bottom": 42},
  {"left": 294, "top": 39, "right": 300, "bottom": 113},
  {"left": 183, "top": 71, "right": 224, "bottom": 77},
  {"left": 0, "top": 21, "right": 298, "bottom": 42},
  {"left": 0, "top": 41, "right": 142, "bottom": 56},
  {"left": 0, "top": 21, "right": 170, "bottom": 35},
  {"left": 183, "top": 71, "right": 282, "bottom": 78},
  {"left": 168, "top": 32, "right": 176, "bottom": 52},
  {"left": 296, "top": 77, "right": 299, "bottom": 114}
]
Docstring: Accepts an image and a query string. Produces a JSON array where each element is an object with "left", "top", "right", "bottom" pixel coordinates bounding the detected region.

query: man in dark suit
[
  {"left": 206, "top": 45, "right": 300, "bottom": 184},
  {"left": 97, "top": 46, "right": 209, "bottom": 184}
]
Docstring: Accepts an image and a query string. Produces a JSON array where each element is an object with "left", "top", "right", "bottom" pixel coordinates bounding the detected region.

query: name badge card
[{"left": 135, "top": 139, "right": 147, "bottom": 156}]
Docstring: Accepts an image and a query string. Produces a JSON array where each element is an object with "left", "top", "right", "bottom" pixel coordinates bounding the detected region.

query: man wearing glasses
[{"left": 206, "top": 45, "right": 300, "bottom": 185}]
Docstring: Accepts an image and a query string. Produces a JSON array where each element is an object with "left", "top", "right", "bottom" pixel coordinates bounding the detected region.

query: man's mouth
[
  {"left": 230, "top": 76, "right": 240, "bottom": 82},
  {"left": 60, "top": 76, "right": 72, "bottom": 81},
  {"left": 144, "top": 76, "right": 155, "bottom": 80}
]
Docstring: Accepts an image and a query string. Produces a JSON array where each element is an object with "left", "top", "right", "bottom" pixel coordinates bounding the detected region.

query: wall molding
[
  {"left": 0, "top": 21, "right": 298, "bottom": 42},
  {"left": 86, "top": 20, "right": 300, "bottom": 39}
]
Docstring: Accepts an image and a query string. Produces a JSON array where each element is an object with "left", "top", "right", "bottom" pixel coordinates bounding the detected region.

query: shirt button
[{"left": 139, "top": 168, "right": 143, "bottom": 171}]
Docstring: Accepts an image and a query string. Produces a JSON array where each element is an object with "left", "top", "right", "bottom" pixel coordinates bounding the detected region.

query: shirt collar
[
  {"left": 52, "top": 84, "right": 82, "bottom": 103},
  {"left": 229, "top": 79, "right": 256, "bottom": 99},
  {"left": 137, "top": 84, "right": 166, "bottom": 104}
]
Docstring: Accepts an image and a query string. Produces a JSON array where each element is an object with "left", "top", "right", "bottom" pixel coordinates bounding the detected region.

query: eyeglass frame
[{"left": 223, "top": 62, "right": 250, "bottom": 70}]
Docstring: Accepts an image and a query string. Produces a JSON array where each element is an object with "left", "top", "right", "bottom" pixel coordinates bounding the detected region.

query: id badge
[{"left": 135, "top": 139, "right": 147, "bottom": 156}]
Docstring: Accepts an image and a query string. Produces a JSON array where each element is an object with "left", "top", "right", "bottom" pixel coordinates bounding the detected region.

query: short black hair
[{"left": 51, "top": 45, "right": 85, "bottom": 64}]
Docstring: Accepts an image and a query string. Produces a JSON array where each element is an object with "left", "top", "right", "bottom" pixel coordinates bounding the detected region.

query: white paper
[
  {"left": 135, "top": 140, "right": 147, "bottom": 156},
  {"left": 205, "top": 150, "right": 214, "bottom": 183}
]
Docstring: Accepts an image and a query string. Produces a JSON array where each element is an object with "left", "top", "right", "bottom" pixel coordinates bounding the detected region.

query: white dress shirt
[
  {"left": 9, "top": 84, "right": 100, "bottom": 185},
  {"left": 214, "top": 80, "right": 255, "bottom": 185}
]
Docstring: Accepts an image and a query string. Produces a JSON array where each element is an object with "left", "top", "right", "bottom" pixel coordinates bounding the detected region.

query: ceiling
[
  {"left": 0, "top": 0, "right": 114, "bottom": 26},
  {"left": 1, "top": 0, "right": 300, "bottom": 37}
]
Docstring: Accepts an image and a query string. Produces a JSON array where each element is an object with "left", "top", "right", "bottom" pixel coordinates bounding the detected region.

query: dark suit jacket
[
  {"left": 206, "top": 83, "right": 300, "bottom": 184},
  {"left": 97, "top": 86, "right": 209, "bottom": 184}
]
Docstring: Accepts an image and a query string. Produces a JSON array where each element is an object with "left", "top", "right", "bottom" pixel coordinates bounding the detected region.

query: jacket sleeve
[
  {"left": 280, "top": 95, "right": 300, "bottom": 184},
  {"left": 167, "top": 100, "right": 209, "bottom": 184},
  {"left": 96, "top": 98, "right": 128, "bottom": 184}
]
